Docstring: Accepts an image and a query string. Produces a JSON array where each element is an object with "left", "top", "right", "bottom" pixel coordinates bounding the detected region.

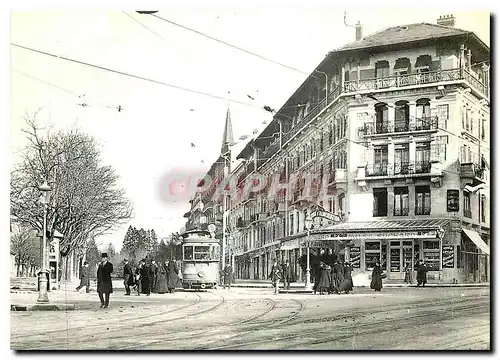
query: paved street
[{"left": 11, "top": 286, "right": 489, "bottom": 350}]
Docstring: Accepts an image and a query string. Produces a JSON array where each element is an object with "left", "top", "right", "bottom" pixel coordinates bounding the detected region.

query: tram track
[
  {"left": 10, "top": 292, "right": 204, "bottom": 341},
  {"left": 205, "top": 298, "right": 489, "bottom": 350}
]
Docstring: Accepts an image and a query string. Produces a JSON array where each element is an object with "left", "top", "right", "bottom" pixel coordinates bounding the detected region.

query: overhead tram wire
[
  {"left": 122, "top": 11, "right": 166, "bottom": 41},
  {"left": 11, "top": 43, "right": 264, "bottom": 110},
  {"left": 147, "top": 13, "right": 311, "bottom": 77}
]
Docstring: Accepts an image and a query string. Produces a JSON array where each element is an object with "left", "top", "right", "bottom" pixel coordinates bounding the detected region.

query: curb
[{"left": 11, "top": 303, "right": 76, "bottom": 311}]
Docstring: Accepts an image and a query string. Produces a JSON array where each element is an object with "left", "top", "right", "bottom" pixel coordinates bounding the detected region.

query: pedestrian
[
  {"left": 269, "top": 259, "right": 281, "bottom": 295},
  {"left": 331, "top": 260, "right": 344, "bottom": 294},
  {"left": 313, "top": 262, "right": 322, "bottom": 294},
  {"left": 370, "top": 261, "right": 383, "bottom": 292},
  {"left": 140, "top": 259, "right": 151, "bottom": 296},
  {"left": 318, "top": 262, "right": 332, "bottom": 295},
  {"left": 133, "top": 260, "right": 144, "bottom": 296},
  {"left": 97, "top": 253, "right": 114, "bottom": 308},
  {"left": 416, "top": 260, "right": 428, "bottom": 287},
  {"left": 167, "top": 258, "right": 181, "bottom": 293},
  {"left": 222, "top": 264, "right": 234, "bottom": 290},
  {"left": 156, "top": 262, "right": 168, "bottom": 294},
  {"left": 123, "top": 259, "right": 134, "bottom": 295},
  {"left": 404, "top": 262, "right": 413, "bottom": 285},
  {"left": 149, "top": 260, "right": 158, "bottom": 293},
  {"left": 339, "top": 261, "right": 353, "bottom": 294},
  {"left": 76, "top": 261, "right": 90, "bottom": 293},
  {"left": 281, "top": 260, "right": 292, "bottom": 290}
]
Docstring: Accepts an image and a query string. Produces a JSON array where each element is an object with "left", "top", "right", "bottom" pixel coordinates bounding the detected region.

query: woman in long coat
[
  {"left": 370, "top": 261, "right": 383, "bottom": 291},
  {"left": 404, "top": 262, "right": 413, "bottom": 284},
  {"left": 317, "top": 262, "right": 332, "bottom": 295},
  {"left": 339, "top": 262, "right": 353, "bottom": 294},
  {"left": 167, "top": 259, "right": 181, "bottom": 293},
  {"left": 416, "top": 260, "right": 428, "bottom": 287},
  {"left": 156, "top": 262, "right": 168, "bottom": 294},
  {"left": 140, "top": 260, "right": 151, "bottom": 295},
  {"left": 331, "top": 261, "right": 344, "bottom": 294}
]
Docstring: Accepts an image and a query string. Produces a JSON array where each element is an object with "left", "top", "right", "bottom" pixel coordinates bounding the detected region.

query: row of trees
[
  {"left": 10, "top": 114, "right": 133, "bottom": 280},
  {"left": 10, "top": 227, "right": 40, "bottom": 277}
]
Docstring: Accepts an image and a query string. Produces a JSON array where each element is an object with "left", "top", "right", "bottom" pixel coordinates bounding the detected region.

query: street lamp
[
  {"left": 304, "top": 215, "right": 313, "bottom": 291},
  {"left": 37, "top": 181, "right": 51, "bottom": 303}
]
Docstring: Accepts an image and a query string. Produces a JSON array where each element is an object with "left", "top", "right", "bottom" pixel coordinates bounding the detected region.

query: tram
[{"left": 180, "top": 229, "right": 220, "bottom": 290}]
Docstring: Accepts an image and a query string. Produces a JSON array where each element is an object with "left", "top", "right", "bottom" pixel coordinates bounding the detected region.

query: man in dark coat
[
  {"left": 222, "top": 264, "right": 234, "bottom": 290},
  {"left": 123, "top": 259, "right": 134, "bottom": 295},
  {"left": 416, "top": 260, "right": 428, "bottom": 287},
  {"left": 76, "top": 261, "right": 90, "bottom": 293},
  {"left": 97, "top": 253, "right": 113, "bottom": 308},
  {"left": 370, "top": 261, "right": 383, "bottom": 292},
  {"left": 167, "top": 259, "right": 181, "bottom": 293},
  {"left": 281, "top": 260, "right": 292, "bottom": 290},
  {"left": 140, "top": 259, "right": 151, "bottom": 296},
  {"left": 149, "top": 260, "right": 158, "bottom": 293},
  {"left": 269, "top": 260, "right": 281, "bottom": 294}
]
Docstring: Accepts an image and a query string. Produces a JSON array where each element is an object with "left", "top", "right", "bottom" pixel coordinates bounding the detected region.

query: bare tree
[
  {"left": 11, "top": 227, "right": 40, "bottom": 277},
  {"left": 10, "top": 114, "right": 133, "bottom": 267}
]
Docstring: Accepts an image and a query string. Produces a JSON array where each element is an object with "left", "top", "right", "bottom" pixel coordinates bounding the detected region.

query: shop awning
[
  {"left": 314, "top": 218, "right": 451, "bottom": 233},
  {"left": 462, "top": 228, "right": 490, "bottom": 255}
]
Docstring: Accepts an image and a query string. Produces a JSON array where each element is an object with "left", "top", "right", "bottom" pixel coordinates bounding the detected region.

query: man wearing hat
[
  {"left": 97, "top": 253, "right": 114, "bottom": 308},
  {"left": 76, "top": 261, "right": 90, "bottom": 293},
  {"left": 123, "top": 259, "right": 133, "bottom": 296},
  {"left": 281, "top": 259, "right": 292, "bottom": 290}
]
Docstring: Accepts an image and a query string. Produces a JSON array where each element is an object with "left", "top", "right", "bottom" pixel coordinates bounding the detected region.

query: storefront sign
[
  {"left": 328, "top": 230, "right": 437, "bottom": 240},
  {"left": 311, "top": 210, "right": 341, "bottom": 222},
  {"left": 447, "top": 190, "right": 460, "bottom": 212},
  {"left": 349, "top": 247, "right": 360, "bottom": 268},
  {"left": 442, "top": 245, "right": 455, "bottom": 268}
]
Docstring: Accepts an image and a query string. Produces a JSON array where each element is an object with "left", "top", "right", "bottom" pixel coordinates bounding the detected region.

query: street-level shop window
[
  {"left": 365, "top": 241, "right": 381, "bottom": 270},
  {"left": 415, "top": 185, "right": 431, "bottom": 215},
  {"left": 422, "top": 240, "right": 440, "bottom": 271}
]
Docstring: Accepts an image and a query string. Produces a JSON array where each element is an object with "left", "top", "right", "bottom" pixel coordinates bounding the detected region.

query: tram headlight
[{"left": 198, "top": 271, "right": 205, "bottom": 278}]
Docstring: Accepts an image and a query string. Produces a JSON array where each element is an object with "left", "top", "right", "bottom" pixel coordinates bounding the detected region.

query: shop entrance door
[{"left": 389, "top": 240, "right": 414, "bottom": 280}]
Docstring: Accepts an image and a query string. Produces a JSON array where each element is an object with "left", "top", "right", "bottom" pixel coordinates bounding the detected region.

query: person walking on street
[
  {"left": 123, "top": 259, "right": 134, "bottom": 295},
  {"left": 269, "top": 259, "right": 281, "bottom": 295},
  {"left": 339, "top": 261, "right": 353, "bottom": 294},
  {"left": 76, "top": 261, "right": 90, "bottom": 293},
  {"left": 416, "top": 260, "right": 428, "bottom": 287},
  {"left": 331, "top": 260, "right": 344, "bottom": 294},
  {"left": 370, "top": 261, "right": 383, "bottom": 292},
  {"left": 318, "top": 262, "right": 332, "bottom": 295},
  {"left": 97, "top": 253, "right": 113, "bottom": 308},
  {"left": 404, "top": 262, "right": 413, "bottom": 285},
  {"left": 156, "top": 262, "right": 168, "bottom": 294},
  {"left": 140, "top": 259, "right": 151, "bottom": 296},
  {"left": 222, "top": 264, "right": 234, "bottom": 290},
  {"left": 149, "top": 260, "right": 158, "bottom": 294},
  {"left": 167, "top": 258, "right": 181, "bottom": 293},
  {"left": 133, "top": 260, "right": 144, "bottom": 296},
  {"left": 281, "top": 260, "right": 292, "bottom": 290}
]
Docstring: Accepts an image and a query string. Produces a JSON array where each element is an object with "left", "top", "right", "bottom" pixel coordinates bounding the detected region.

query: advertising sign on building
[
  {"left": 442, "top": 245, "right": 455, "bottom": 268},
  {"left": 349, "top": 247, "right": 361, "bottom": 268},
  {"left": 447, "top": 190, "right": 460, "bottom": 212}
]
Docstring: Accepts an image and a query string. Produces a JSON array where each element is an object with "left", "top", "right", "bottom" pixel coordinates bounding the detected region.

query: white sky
[{"left": 9, "top": 5, "right": 490, "bottom": 252}]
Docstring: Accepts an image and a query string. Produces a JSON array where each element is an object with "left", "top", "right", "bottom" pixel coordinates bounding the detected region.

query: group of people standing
[
  {"left": 269, "top": 259, "right": 294, "bottom": 294},
  {"left": 314, "top": 260, "right": 354, "bottom": 295},
  {"left": 404, "top": 259, "right": 429, "bottom": 287},
  {"left": 123, "top": 258, "right": 182, "bottom": 296}
]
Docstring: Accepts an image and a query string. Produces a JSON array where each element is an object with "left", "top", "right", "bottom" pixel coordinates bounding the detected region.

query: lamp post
[
  {"left": 304, "top": 215, "right": 313, "bottom": 291},
  {"left": 37, "top": 181, "right": 51, "bottom": 303}
]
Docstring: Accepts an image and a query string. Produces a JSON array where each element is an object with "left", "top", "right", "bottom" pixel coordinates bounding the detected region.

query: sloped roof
[
  {"left": 336, "top": 23, "right": 475, "bottom": 53},
  {"left": 314, "top": 218, "right": 452, "bottom": 233}
]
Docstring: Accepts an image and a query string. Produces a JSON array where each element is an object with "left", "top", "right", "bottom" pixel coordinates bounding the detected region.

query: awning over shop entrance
[{"left": 462, "top": 228, "right": 490, "bottom": 255}]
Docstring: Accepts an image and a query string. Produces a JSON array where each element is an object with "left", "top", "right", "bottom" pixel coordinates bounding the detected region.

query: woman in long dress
[
  {"left": 317, "top": 262, "right": 332, "bottom": 295},
  {"left": 331, "top": 261, "right": 344, "bottom": 294},
  {"left": 370, "top": 261, "right": 383, "bottom": 291},
  {"left": 167, "top": 259, "right": 181, "bottom": 293},
  {"left": 404, "top": 262, "right": 413, "bottom": 285},
  {"left": 416, "top": 260, "right": 428, "bottom": 287},
  {"left": 140, "top": 260, "right": 151, "bottom": 295},
  {"left": 340, "top": 262, "right": 353, "bottom": 294},
  {"left": 156, "top": 262, "right": 168, "bottom": 294}
]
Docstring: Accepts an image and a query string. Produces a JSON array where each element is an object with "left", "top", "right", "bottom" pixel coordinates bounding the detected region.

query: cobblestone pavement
[{"left": 11, "top": 286, "right": 490, "bottom": 350}]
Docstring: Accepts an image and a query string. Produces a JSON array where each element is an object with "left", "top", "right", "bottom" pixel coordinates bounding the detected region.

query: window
[
  {"left": 463, "top": 191, "right": 471, "bottom": 218},
  {"left": 481, "top": 116, "right": 486, "bottom": 141},
  {"left": 480, "top": 195, "right": 486, "bottom": 223},
  {"left": 394, "top": 57, "right": 410, "bottom": 75},
  {"left": 394, "top": 101, "right": 410, "bottom": 132},
  {"left": 183, "top": 246, "right": 194, "bottom": 260},
  {"left": 416, "top": 98, "right": 431, "bottom": 130},
  {"left": 365, "top": 241, "right": 381, "bottom": 270},
  {"left": 375, "top": 60, "right": 390, "bottom": 78},
  {"left": 373, "top": 188, "right": 388, "bottom": 217},
  {"left": 375, "top": 103, "right": 389, "bottom": 133},
  {"left": 415, "top": 55, "right": 431, "bottom": 73},
  {"left": 338, "top": 193, "right": 345, "bottom": 214},
  {"left": 415, "top": 186, "right": 431, "bottom": 215},
  {"left": 289, "top": 214, "right": 294, "bottom": 235},
  {"left": 422, "top": 240, "right": 440, "bottom": 271},
  {"left": 461, "top": 106, "right": 466, "bottom": 129},
  {"left": 373, "top": 145, "right": 388, "bottom": 175},
  {"left": 437, "top": 104, "right": 449, "bottom": 129},
  {"left": 394, "top": 187, "right": 409, "bottom": 216},
  {"left": 394, "top": 144, "right": 410, "bottom": 174},
  {"left": 415, "top": 142, "right": 431, "bottom": 173}
]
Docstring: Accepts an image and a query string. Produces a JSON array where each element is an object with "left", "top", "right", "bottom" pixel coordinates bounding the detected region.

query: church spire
[{"left": 221, "top": 107, "right": 234, "bottom": 156}]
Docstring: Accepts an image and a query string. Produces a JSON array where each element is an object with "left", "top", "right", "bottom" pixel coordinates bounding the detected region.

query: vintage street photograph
[{"left": 9, "top": 5, "right": 490, "bottom": 351}]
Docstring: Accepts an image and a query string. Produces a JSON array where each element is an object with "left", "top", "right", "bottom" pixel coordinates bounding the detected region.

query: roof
[
  {"left": 336, "top": 22, "right": 481, "bottom": 53},
  {"left": 314, "top": 218, "right": 452, "bottom": 233}
]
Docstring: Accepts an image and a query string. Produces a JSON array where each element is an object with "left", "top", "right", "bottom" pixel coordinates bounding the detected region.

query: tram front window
[
  {"left": 184, "top": 246, "right": 194, "bottom": 260},
  {"left": 210, "top": 246, "right": 220, "bottom": 261},
  {"left": 194, "top": 246, "right": 211, "bottom": 260}
]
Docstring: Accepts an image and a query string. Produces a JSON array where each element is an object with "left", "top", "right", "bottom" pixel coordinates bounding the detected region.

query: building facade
[{"left": 227, "top": 16, "right": 490, "bottom": 284}]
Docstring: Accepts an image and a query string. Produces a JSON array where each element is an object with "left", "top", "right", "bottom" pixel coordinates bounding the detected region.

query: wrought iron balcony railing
[
  {"left": 366, "top": 161, "right": 432, "bottom": 177},
  {"left": 460, "top": 163, "right": 485, "bottom": 180},
  {"left": 415, "top": 206, "right": 431, "bottom": 216},
  {"left": 394, "top": 208, "right": 410, "bottom": 216}
]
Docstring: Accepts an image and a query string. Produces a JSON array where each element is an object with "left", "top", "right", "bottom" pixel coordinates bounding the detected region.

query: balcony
[
  {"left": 344, "top": 68, "right": 488, "bottom": 99},
  {"left": 366, "top": 161, "right": 432, "bottom": 178},
  {"left": 460, "top": 163, "right": 485, "bottom": 185},
  {"left": 257, "top": 212, "right": 269, "bottom": 221},
  {"left": 394, "top": 208, "right": 410, "bottom": 216},
  {"left": 359, "top": 116, "right": 438, "bottom": 137},
  {"left": 328, "top": 169, "right": 347, "bottom": 185},
  {"left": 415, "top": 206, "right": 431, "bottom": 216}
]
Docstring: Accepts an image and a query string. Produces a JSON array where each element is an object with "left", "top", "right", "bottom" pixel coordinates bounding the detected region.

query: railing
[
  {"left": 463, "top": 69, "right": 488, "bottom": 99},
  {"left": 460, "top": 163, "right": 485, "bottom": 180},
  {"left": 394, "top": 122, "right": 410, "bottom": 133},
  {"left": 359, "top": 116, "right": 439, "bottom": 137},
  {"left": 415, "top": 206, "right": 431, "bottom": 216},
  {"left": 394, "top": 208, "right": 410, "bottom": 216},
  {"left": 373, "top": 210, "right": 388, "bottom": 217},
  {"left": 366, "top": 161, "right": 432, "bottom": 177}
]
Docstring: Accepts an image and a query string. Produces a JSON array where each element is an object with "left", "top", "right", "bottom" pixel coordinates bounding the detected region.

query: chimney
[
  {"left": 355, "top": 21, "right": 363, "bottom": 41},
  {"left": 437, "top": 14, "right": 455, "bottom": 27}
]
